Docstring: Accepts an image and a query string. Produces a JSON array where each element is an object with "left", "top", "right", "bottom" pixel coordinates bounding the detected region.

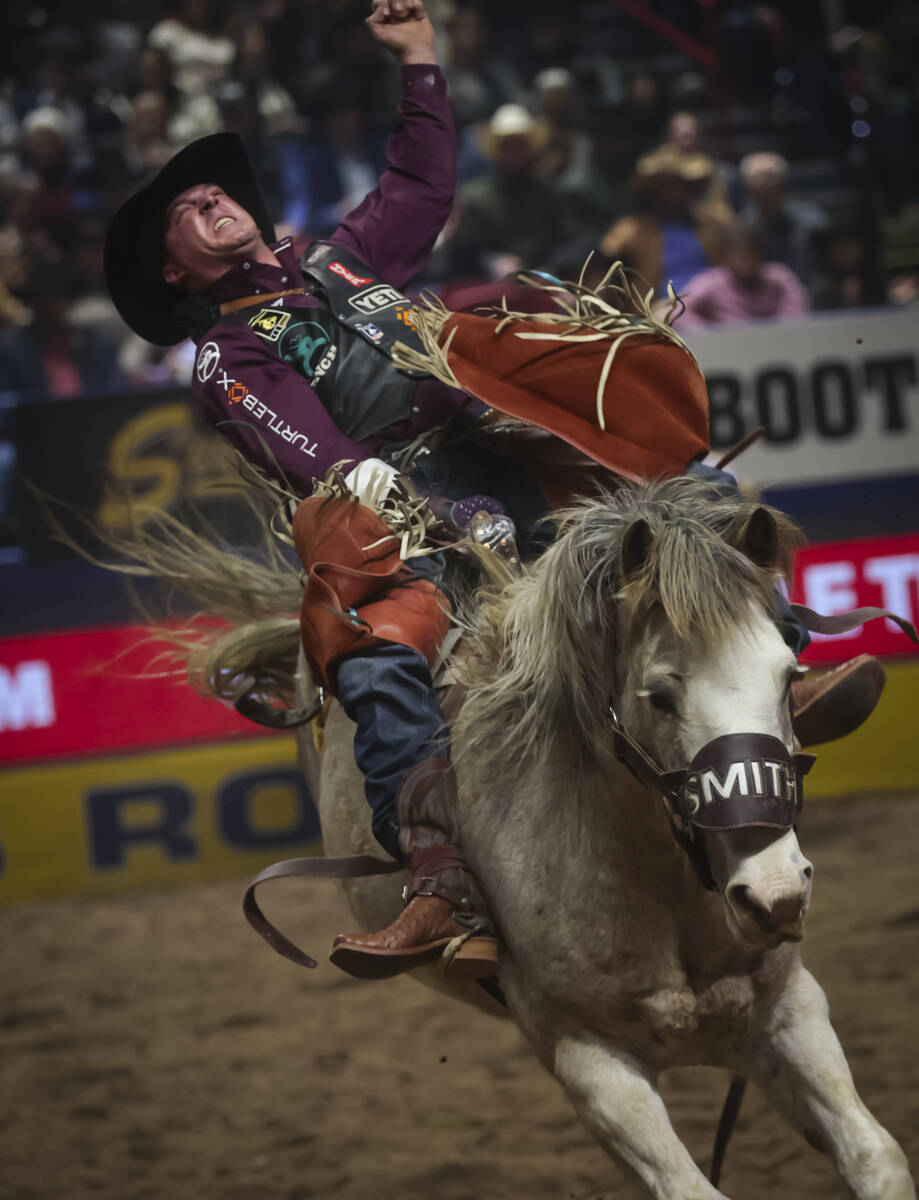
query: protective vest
[{"left": 205, "top": 243, "right": 431, "bottom": 443}]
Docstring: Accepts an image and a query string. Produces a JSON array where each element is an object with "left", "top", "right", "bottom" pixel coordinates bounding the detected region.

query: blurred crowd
[{"left": 1, "top": 0, "right": 919, "bottom": 403}]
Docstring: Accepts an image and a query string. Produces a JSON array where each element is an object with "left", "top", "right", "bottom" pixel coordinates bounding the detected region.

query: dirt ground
[{"left": 1, "top": 790, "right": 917, "bottom": 1200}]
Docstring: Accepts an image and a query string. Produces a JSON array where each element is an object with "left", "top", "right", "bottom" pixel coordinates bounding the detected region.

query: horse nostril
[
  {"left": 802, "top": 863, "right": 813, "bottom": 881},
  {"left": 728, "top": 884, "right": 771, "bottom": 927}
]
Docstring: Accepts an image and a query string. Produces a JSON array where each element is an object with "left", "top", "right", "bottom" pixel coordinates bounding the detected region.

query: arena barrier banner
[
  {"left": 792, "top": 531, "right": 919, "bottom": 664},
  {"left": 805, "top": 660, "right": 919, "bottom": 798},
  {"left": 0, "top": 623, "right": 277, "bottom": 765},
  {"left": 12, "top": 388, "right": 251, "bottom": 563},
  {"left": 0, "top": 736, "right": 320, "bottom": 904},
  {"left": 685, "top": 308, "right": 919, "bottom": 489}
]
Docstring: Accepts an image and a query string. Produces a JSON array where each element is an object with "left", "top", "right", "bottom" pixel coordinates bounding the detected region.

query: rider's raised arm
[
  {"left": 191, "top": 332, "right": 367, "bottom": 496},
  {"left": 330, "top": 1, "right": 456, "bottom": 291}
]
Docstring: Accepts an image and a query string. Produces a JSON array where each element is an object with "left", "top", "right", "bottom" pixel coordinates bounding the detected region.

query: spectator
[
  {"left": 147, "top": 0, "right": 233, "bottom": 145},
  {"left": 844, "top": 1, "right": 919, "bottom": 213},
  {"left": 18, "top": 106, "right": 97, "bottom": 250},
  {"left": 444, "top": 7, "right": 524, "bottom": 129},
  {"left": 16, "top": 27, "right": 95, "bottom": 172},
  {"left": 0, "top": 229, "right": 29, "bottom": 329},
  {"left": 651, "top": 111, "right": 729, "bottom": 211},
  {"left": 810, "top": 219, "right": 883, "bottom": 311},
  {"left": 123, "top": 90, "right": 173, "bottom": 175},
  {"left": 678, "top": 225, "right": 808, "bottom": 328},
  {"left": 292, "top": 82, "right": 387, "bottom": 238},
  {"left": 619, "top": 70, "right": 669, "bottom": 163},
  {"left": 600, "top": 145, "right": 732, "bottom": 296},
  {"left": 738, "top": 151, "right": 828, "bottom": 286},
  {"left": 454, "top": 103, "right": 566, "bottom": 278},
  {"left": 534, "top": 68, "right": 613, "bottom": 223},
  {"left": 0, "top": 169, "right": 57, "bottom": 266},
  {"left": 113, "top": 45, "right": 182, "bottom": 162},
  {"left": 0, "top": 259, "right": 126, "bottom": 398},
  {"left": 443, "top": 6, "right": 524, "bottom": 181},
  {"left": 229, "top": 17, "right": 302, "bottom": 139},
  {"left": 147, "top": 1, "right": 234, "bottom": 98},
  {"left": 69, "top": 217, "right": 129, "bottom": 345}
]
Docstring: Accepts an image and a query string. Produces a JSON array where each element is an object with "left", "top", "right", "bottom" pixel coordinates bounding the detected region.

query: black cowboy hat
[{"left": 104, "top": 132, "right": 275, "bottom": 345}]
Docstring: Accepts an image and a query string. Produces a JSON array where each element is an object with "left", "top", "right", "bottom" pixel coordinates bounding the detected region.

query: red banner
[
  {"left": 792, "top": 532, "right": 919, "bottom": 664},
  {"left": 0, "top": 624, "right": 279, "bottom": 766}
]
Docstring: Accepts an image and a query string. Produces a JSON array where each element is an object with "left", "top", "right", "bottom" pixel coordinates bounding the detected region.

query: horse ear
[
  {"left": 736, "top": 506, "right": 779, "bottom": 568},
  {"left": 620, "top": 517, "right": 653, "bottom": 581}
]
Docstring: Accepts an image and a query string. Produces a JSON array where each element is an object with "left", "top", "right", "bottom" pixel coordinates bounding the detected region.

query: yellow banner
[
  {"left": 796, "top": 660, "right": 919, "bottom": 797},
  {"left": 1, "top": 660, "right": 916, "bottom": 904},
  {"left": 0, "top": 738, "right": 321, "bottom": 904}
]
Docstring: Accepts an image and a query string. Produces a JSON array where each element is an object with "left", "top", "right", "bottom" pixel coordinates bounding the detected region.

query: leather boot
[
  {"left": 791, "top": 654, "right": 886, "bottom": 747},
  {"left": 330, "top": 758, "right": 499, "bottom": 981}
]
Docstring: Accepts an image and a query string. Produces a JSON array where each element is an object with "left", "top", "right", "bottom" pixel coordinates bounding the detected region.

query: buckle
[{"left": 403, "top": 877, "right": 438, "bottom": 905}]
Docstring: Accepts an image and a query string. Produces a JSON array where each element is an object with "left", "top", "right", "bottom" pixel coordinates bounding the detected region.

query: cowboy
[{"left": 105, "top": 0, "right": 885, "bottom": 983}]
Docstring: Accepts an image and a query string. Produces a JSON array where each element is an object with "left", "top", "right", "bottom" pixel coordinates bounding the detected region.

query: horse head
[
  {"left": 610, "top": 482, "right": 814, "bottom": 950},
  {"left": 461, "top": 476, "right": 814, "bottom": 954}
]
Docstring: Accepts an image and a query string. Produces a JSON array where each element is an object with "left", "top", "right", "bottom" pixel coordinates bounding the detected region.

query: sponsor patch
[
  {"left": 277, "top": 321, "right": 333, "bottom": 380},
  {"left": 348, "top": 284, "right": 403, "bottom": 316},
  {"left": 304, "top": 243, "right": 331, "bottom": 266},
  {"left": 329, "top": 261, "right": 372, "bottom": 288},
  {"left": 356, "top": 322, "right": 384, "bottom": 344},
  {"left": 195, "top": 341, "right": 220, "bottom": 383},
  {"left": 249, "top": 308, "right": 292, "bottom": 342}
]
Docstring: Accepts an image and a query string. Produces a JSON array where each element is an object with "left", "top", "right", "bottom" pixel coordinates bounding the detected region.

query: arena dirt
[{"left": 1, "top": 790, "right": 917, "bottom": 1200}]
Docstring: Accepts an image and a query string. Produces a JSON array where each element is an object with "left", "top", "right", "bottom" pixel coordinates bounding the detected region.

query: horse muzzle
[
  {"left": 674, "top": 733, "right": 815, "bottom": 835},
  {"left": 609, "top": 714, "right": 817, "bottom": 896}
]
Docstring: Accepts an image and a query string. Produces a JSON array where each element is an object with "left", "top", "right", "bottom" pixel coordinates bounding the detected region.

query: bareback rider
[{"left": 105, "top": 0, "right": 885, "bottom": 982}]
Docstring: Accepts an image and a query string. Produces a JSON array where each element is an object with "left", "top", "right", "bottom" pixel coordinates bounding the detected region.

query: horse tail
[{"left": 48, "top": 483, "right": 304, "bottom": 709}]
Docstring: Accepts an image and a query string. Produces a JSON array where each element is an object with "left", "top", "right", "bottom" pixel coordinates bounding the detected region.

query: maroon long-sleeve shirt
[{"left": 191, "top": 65, "right": 459, "bottom": 493}]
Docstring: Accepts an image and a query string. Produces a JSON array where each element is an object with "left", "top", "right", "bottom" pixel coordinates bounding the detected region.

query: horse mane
[{"left": 455, "top": 475, "right": 803, "bottom": 776}]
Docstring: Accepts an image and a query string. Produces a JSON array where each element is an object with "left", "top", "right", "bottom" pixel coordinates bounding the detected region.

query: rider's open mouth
[{"left": 214, "top": 216, "right": 234, "bottom": 231}]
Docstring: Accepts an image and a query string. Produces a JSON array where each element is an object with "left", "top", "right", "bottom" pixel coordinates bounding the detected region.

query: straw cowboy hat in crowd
[
  {"left": 632, "top": 144, "right": 715, "bottom": 189},
  {"left": 479, "top": 103, "right": 551, "bottom": 160}
]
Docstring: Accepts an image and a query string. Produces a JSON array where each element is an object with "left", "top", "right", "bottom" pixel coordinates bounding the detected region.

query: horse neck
[{"left": 460, "top": 743, "right": 699, "bottom": 912}]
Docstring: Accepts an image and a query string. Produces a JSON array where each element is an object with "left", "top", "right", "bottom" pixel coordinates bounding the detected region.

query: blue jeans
[{"left": 336, "top": 643, "right": 448, "bottom": 860}]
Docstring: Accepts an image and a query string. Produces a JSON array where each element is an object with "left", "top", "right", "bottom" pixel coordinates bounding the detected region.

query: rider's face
[{"left": 162, "top": 183, "right": 263, "bottom": 291}]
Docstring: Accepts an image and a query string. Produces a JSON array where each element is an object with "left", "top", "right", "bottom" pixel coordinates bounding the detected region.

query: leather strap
[
  {"left": 243, "top": 854, "right": 402, "bottom": 968},
  {"left": 230, "top": 674, "right": 323, "bottom": 730},
  {"left": 791, "top": 603, "right": 918, "bottom": 643},
  {"left": 710, "top": 1074, "right": 748, "bottom": 1187},
  {"left": 219, "top": 288, "right": 305, "bottom": 315}
]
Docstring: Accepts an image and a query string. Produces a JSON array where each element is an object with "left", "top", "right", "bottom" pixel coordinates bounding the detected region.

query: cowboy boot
[
  {"left": 791, "top": 654, "right": 886, "bottom": 747},
  {"left": 329, "top": 757, "right": 499, "bottom": 982}
]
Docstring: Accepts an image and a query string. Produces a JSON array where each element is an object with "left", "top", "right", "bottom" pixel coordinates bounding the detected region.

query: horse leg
[
  {"left": 742, "top": 965, "right": 914, "bottom": 1200},
  {"left": 554, "top": 1036, "right": 730, "bottom": 1200}
]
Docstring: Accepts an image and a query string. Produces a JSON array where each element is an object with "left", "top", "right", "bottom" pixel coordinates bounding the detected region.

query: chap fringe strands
[
  {"left": 312, "top": 463, "right": 441, "bottom": 561},
  {"left": 392, "top": 260, "right": 694, "bottom": 433}
]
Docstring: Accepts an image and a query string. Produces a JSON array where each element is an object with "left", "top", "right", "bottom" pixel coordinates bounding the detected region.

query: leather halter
[{"left": 609, "top": 708, "right": 815, "bottom": 891}]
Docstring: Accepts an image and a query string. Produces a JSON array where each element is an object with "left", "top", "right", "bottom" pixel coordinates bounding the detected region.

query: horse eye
[{"left": 646, "top": 686, "right": 678, "bottom": 715}]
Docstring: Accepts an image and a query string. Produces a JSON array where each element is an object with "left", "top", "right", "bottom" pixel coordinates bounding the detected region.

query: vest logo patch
[
  {"left": 356, "top": 321, "right": 384, "bottom": 343},
  {"left": 329, "top": 261, "right": 372, "bottom": 288},
  {"left": 348, "top": 284, "right": 403, "bottom": 315},
  {"left": 277, "top": 321, "right": 334, "bottom": 381},
  {"left": 196, "top": 341, "right": 220, "bottom": 382},
  {"left": 249, "top": 308, "right": 292, "bottom": 341}
]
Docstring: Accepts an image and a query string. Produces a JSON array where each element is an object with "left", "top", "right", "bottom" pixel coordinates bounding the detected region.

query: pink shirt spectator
[{"left": 679, "top": 262, "right": 808, "bottom": 328}]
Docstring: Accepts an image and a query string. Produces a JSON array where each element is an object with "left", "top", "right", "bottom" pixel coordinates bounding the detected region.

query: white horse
[
  {"left": 296, "top": 476, "right": 914, "bottom": 1200},
  {"left": 117, "top": 474, "right": 914, "bottom": 1199}
]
